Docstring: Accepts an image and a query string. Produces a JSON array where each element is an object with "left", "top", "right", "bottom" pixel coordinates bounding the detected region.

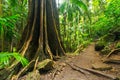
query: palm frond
[
  {"left": 0, "top": 52, "right": 29, "bottom": 69},
  {"left": 70, "top": 0, "right": 88, "bottom": 12},
  {"left": 70, "top": 0, "right": 91, "bottom": 22}
]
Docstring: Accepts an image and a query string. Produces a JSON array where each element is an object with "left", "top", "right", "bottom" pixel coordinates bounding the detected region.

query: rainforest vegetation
[{"left": 0, "top": 0, "right": 120, "bottom": 80}]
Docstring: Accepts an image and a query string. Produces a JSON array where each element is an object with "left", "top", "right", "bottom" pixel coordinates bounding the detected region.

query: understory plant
[{"left": 0, "top": 52, "right": 29, "bottom": 69}]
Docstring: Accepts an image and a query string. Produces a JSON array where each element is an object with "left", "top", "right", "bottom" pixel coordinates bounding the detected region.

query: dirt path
[{"left": 40, "top": 43, "right": 120, "bottom": 80}]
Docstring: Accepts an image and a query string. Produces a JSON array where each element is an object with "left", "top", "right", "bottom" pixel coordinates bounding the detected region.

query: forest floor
[{"left": 40, "top": 43, "right": 120, "bottom": 80}]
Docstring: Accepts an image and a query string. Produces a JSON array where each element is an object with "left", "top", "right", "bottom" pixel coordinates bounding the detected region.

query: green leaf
[
  {"left": 70, "top": 0, "right": 91, "bottom": 22},
  {"left": 70, "top": 0, "right": 88, "bottom": 12},
  {"left": 0, "top": 52, "right": 29, "bottom": 68}
]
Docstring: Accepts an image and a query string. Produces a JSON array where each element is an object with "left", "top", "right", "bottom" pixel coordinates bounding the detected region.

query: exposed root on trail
[
  {"left": 106, "top": 48, "right": 120, "bottom": 58},
  {"left": 103, "top": 59, "right": 120, "bottom": 64},
  {"left": 66, "top": 62, "right": 119, "bottom": 80},
  {"left": 66, "top": 62, "right": 90, "bottom": 75},
  {"left": 51, "top": 63, "right": 66, "bottom": 80},
  {"left": 11, "top": 60, "right": 35, "bottom": 80},
  {"left": 65, "top": 62, "right": 91, "bottom": 80}
]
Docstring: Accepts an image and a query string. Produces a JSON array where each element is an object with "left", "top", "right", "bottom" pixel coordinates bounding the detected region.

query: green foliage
[
  {"left": 91, "top": 15, "right": 112, "bottom": 37},
  {"left": 116, "top": 42, "right": 120, "bottom": 48},
  {"left": 0, "top": 52, "right": 29, "bottom": 69},
  {"left": 59, "top": 0, "right": 120, "bottom": 52},
  {"left": 105, "top": 0, "right": 120, "bottom": 26},
  {"left": 0, "top": 0, "right": 28, "bottom": 51},
  {"left": 91, "top": 0, "right": 120, "bottom": 38},
  {"left": 59, "top": 0, "right": 91, "bottom": 52},
  {"left": 105, "top": 0, "right": 120, "bottom": 18},
  {"left": 70, "top": 0, "right": 88, "bottom": 12},
  {"left": 0, "top": 14, "right": 20, "bottom": 40},
  {"left": 0, "top": 14, "right": 20, "bottom": 26},
  {"left": 100, "top": 46, "right": 111, "bottom": 55}
]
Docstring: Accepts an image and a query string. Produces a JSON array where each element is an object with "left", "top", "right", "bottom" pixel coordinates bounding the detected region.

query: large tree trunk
[
  {"left": 0, "top": 0, "right": 65, "bottom": 80},
  {"left": 18, "top": 0, "right": 65, "bottom": 61}
]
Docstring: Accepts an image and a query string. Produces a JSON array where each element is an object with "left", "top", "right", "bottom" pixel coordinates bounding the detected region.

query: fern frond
[{"left": 0, "top": 52, "right": 29, "bottom": 69}]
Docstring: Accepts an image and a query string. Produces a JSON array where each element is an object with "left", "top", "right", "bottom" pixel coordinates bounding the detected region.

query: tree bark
[
  {"left": 18, "top": 0, "right": 65, "bottom": 61},
  {"left": 0, "top": 0, "right": 65, "bottom": 79}
]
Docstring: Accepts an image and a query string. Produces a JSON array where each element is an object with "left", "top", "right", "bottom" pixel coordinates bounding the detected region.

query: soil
[
  {"left": 40, "top": 43, "right": 120, "bottom": 80},
  {"left": 20, "top": 43, "right": 120, "bottom": 80}
]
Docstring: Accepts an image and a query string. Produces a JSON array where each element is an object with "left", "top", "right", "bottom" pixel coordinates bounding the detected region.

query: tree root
[
  {"left": 0, "top": 61, "right": 19, "bottom": 80},
  {"left": 106, "top": 48, "right": 120, "bottom": 58},
  {"left": 0, "top": 68, "right": 13, "bottom": 80},
  {"left": 52, "top": 63, "right": 66, "bottom": 80},
  {"left": 34, "top": 57, "right": 39, "bottom": 70},
  {"left": 11, "top": 60, "right": 35, "bottom": 80},
  {"left": 66, "top": 62, "right": 119, "bottom": 80},
  {"left": 66, "top": 62, "right": 90, "bottom": 75},
  {"left": 103, "top": 59, "right": 120, "bottom": 64},
  {"left": 66, "top": 62, "right": 91, "bottom": 80}
]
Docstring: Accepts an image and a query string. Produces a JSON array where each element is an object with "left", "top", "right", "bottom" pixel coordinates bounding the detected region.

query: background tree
[
  {"left": 59, "top": 0, "right": 91, "bottom": 52},
  {"left": 0, "top": 0, "right": 2, "bottom": 16}
]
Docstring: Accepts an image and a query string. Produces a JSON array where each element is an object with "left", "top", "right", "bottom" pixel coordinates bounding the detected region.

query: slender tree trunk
[
  {"left": 0, "top": 0, "right": 3, "bottom": 51},
  {"left": 0, "top": 0, "right": 2, "bottom": 16}
]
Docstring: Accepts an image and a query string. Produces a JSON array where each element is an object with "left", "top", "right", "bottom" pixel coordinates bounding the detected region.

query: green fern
[{"left": 0, "top": 52, "right": 29, "bottom": 69}]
